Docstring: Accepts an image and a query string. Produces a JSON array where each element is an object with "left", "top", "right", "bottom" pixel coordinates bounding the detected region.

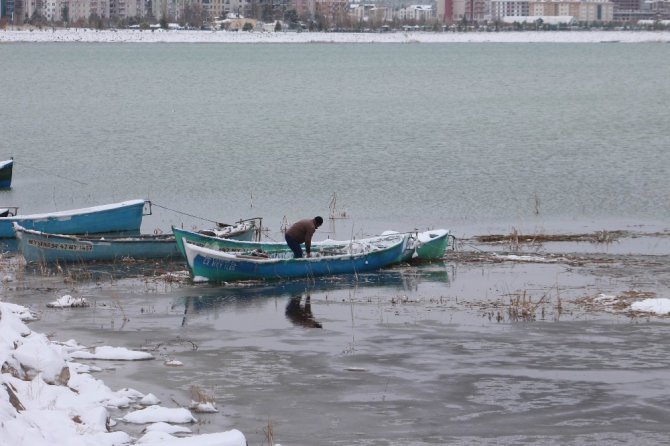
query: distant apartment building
[
  {"left": 209, "top": 0, "right": 225, "bottom": 18},
  {"left": 7, "top": 0, "right": 144, "bottom": 22},
  {"left": 436, "top": 0, "right": 467, "bottom": 22},
  {"left": 207, "top": 0, "right": 246, "bottom": 20},
  {"left": 609, "top": 0, "right": 659, "bottom": 20},
  {"left": 18, "top": 0, "right": 43, "bottom": 20},
  {"left": 350, "top": 3, "right": 392, "bottom": 23},
  {"left": 224, "top": 0, "right": 251, "bottom": 17},
  {"left": 490, "top": 0, "right": 529, "bottom": 19},
  {"left": 438, "top": 0, "right": 618, "bottom": 21},
  {"left": 292, "top": 0, "right": 345, "bottom": 20},
  {"left": 43, "top": 0, "right": 71, "bottom": 21},
  {"left": 464, "top": 0, "right": 488, "bottom": 20},
  {"left": 609, "top": 0, "right": 640, "bottom": 12},
  {"left": 110, "top": 0, "right": 144, "bottom": 18},
  {"left": 646, "top": 0, "right": 670, "bottom": 16},
  {"left": 152, "top": 0, "right": 177, "bottom": 19},
  {"left": 490, "top": 0, "right": 613, "bottom": 21},
  {"left": 152, "top": 0, "right": 215, "bottom": 20},
  {"left": 435, "top": 0, "right": 451, "bottom": 21},
  {"left": 92, "top": 0, "right": 110, "bottom": 17},
  {"left": 398, "top": 4, "right": 434, "bottom": 21},
  {"left": 529, "top": 0, "right": 613, "bottom": 21},
  {"left": 1, "top": 0, "right": 14, "bottom": 20}
]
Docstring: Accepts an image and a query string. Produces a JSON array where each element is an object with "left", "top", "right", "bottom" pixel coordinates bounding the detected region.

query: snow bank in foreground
[
  {"left": 0, "top": 28, "right": 669, "bottom": 43},
  {"left": 0, "top": 301, "right": 246, "bottom": 446}
]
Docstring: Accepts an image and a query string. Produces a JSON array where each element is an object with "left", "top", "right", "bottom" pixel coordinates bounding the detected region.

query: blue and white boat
[
  {"left": 0, "top": 199, "right": 148, "bottom": 238},
  {"left": 173, "top": 226, "right": 450, "bottom": 263},
  {"left": 14, "top": 224, "right": 180, "bottom": 263},
  {"left": 183, "top": 235, "right": 408, "bottom": 282}
]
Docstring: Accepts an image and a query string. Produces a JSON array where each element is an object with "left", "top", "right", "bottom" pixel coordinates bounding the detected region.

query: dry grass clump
[
  {"left": 160, "top": 271, "right": 190, "bottom": 284},
  {"left": 188, "top": 385, "right": 219, "bottom": 413},
  {"left": 477, "top": 287, "right": 563, "bottom": 323},
  {"left": 190, "top": 385, "right": 215, "bottom": 404},
  {"left": 476, "top": 230, "right": 628, "bottom": 246},
  {"left": 144, "top": 337, "right": 199, "bottom": 354},
  {"left": 262, "top": 418, "right": 274, "bottom": 446},
  {"left": 506, "top": 290, "right": 553, "bottom": 322},
  {"left": 508, "top": 292, "right": 536, "bottom": 321},
  {"left": 2, "top": 383, "right": 25, "bottom": 412}
]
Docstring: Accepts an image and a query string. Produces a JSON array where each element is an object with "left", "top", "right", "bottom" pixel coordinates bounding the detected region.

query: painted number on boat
[
  {"left": 27, "top": 239, "right": 93, "bottom": 252},
  {"left": 202, "top": 257, "right": 237, "bottom": 271}
]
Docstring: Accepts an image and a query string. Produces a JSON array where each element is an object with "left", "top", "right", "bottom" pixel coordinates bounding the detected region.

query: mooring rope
[
  {"left": 16, "top": 161, "right": 88, "bottom": 185},
  {"left": 150, "top": 202, "right": 222, "bottom": 225}
]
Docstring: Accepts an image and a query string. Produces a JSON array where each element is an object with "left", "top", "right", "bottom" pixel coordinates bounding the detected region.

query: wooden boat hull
[
  {"left": 183, "top": 237, "right": 407, "bottom": 282},
  {"left": 14, "top": 224, "right": 179, "bottom": 263},
  {"left": 0, "top": 159, "right": 13, "bottom": 189},
  {"left": 0, "top": 199, "right": 147, "bottom": 238},
  {"left": 173, "top": 227, "right": 450, "bottom": 263}
]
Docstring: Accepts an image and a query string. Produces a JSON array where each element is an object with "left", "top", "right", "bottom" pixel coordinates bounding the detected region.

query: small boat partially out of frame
[
  {"left": 14, "top": 224, "right": 180, "bottom": 263},
  {"left": 182, "top": 234, "right": 408, "bottom": 282},
  {"left": 0, "top": 159, "right": 13, "bottom": 189},
  {"left": 0, "top": 199, "right": 148, "bottom": 238}
]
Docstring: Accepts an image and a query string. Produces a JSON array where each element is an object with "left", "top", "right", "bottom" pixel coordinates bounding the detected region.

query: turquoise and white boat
[
  {"left": 173, "top": 224, "right": 275, "bottom": 258},
  {"left": 0, "top": 199, "right": 148, "bottom": 238},
  {"left": 182, "top": 235, "right": 408, "bottom": 282},
  {"left": 14, "top": 224, "right": 180, "bottom": 263},
  {"left": 173, "top": 227, "right": 450, "bottom": 263},
  {"left": 401, "top": 229, "right": 450, "bottom": 262},
  {"left": 172, "top": 218, "right": 260, "bottom": 258}
]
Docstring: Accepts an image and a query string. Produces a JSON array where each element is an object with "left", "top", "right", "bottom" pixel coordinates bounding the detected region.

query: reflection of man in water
[{"left": 285, "top": 294, "right": 322, "bottom": 328}]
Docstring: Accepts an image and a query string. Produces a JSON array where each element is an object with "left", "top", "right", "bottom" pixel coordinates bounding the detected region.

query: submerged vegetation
[{"left": 475, "top": 229, "right": 629, "bottom": 245}]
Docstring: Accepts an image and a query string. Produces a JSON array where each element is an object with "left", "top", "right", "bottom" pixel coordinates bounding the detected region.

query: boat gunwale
[
  {"left": 1, "top": 199, "right": 146, "bottom": 221},
  {"left": 184, "top": 236, "right": 407, "bottom": 266}
]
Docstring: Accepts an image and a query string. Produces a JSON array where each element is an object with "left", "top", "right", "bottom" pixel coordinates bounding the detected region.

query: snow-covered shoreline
[
  {"left": 1, "top": 28, "right": 670, "bottom": 43},
  {"left": 0, "top": 301, "right": 247, "bottom": 446}
]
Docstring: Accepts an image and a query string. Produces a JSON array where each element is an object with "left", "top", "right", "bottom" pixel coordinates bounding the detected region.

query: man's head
[{"left": 314, "top": 216, "right": 323, "bottom": 228}]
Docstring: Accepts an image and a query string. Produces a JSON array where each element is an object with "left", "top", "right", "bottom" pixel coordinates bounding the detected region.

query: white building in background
[
  {"left": 350, "top": 2, "right": 391, "bottom": 23},
  {"left": 111, "top": 0, "right": 143, "bottom": 19},
  {"left": 67, "top": 0, "right": 110, "bottom": 21},
  {"left": 454, "top": 0, "right": 466, "bottom": 20},
  {"left": 398, "top": 4, "right": 434, "bottom": 21},
  {"left": 152, "top": 0, "right": 177, "bottom": 20}
]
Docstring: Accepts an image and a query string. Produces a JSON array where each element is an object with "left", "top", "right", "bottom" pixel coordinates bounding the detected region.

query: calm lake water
[
  {"left": 1, "top": 43, "right": 669, "bottom": 238},
  {"left": 1, "top": 42, "right": 670, "bottom": 446}
]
